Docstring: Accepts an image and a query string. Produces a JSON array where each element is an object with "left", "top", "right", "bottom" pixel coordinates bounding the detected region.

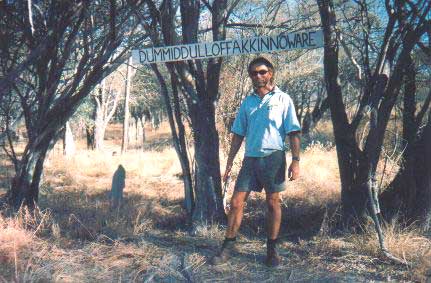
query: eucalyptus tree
[
  {"left": 317, "top": 0, "right": 430, "bottom": 226},
  {"left": 92, "top": 76, "right": 123, "bottom": 151},
  {"left": 0, "top": 0, "right": 148, "bottom": 208},
  {"left": 381, "top": 51, "right": 431, "bottom": 228},
  {"left": 92, "top": 63, "right": 137, "bottom": 151},
  {"left": 135, "top": 0, "right": 238, "bottom": 224}
]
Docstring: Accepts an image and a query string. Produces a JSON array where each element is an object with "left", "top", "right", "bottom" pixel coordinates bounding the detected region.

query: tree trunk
[
  {"left": 338, "top": 151, "right": 370, "bottom": 226},
  {"left": 145, "top": 0, "right": 227, "bottom": 225},
  {"left": 380, "top": 55, "right": 431, "bottom": 228},
  {"left": 410, "top": 118, "right": 431, "bottom": 228},
  {"left": 134, "top": 116, "right": 139, "bottom": 142},
  {"left": 140, "top": 116, "right": 146, "bottom": 144},
  {"left": 301, "top": 111, "right": 312, "bottom": 135},
  {"left": 190, "top": 96, "right": 225, "bottom": 225},
  {"left": 318, "top": 0, "right": 370, "bottom": 226},
  {"left": 189, "top": 0, "right": 228, "bottom": 225},
  {"left": 121, "top": 56, "right": 132, "bottom": 154},
  {"left": 381, "top": 115, "right": 431, "bottom": 228},
  {"left": 93, "top": 84, "right": 106, "bottom": 150},
  {"left": 171, "top": 73, "right": 194, "bottom": 218},
  {"left": 151, "top": 111, "right": 159, "bottom": 132},
  {"left": 94, "top": 120, "right": 106, "bottom": 150},
  {"left": 10, "top": 140, "right": 52, "bottom": 208},
  {"left": 86, "top": 125, "right": 95, "bottom": 150},
  {"left": 63, "top": 121, "right": 76, "bottom": 156}
]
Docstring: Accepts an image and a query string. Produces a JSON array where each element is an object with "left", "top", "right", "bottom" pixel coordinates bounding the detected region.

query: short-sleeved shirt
[{"left": 231, "top": 86, "right": 301, "bottom": 157}]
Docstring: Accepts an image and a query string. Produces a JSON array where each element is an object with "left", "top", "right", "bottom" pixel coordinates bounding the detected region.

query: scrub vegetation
[{"left": 0, "top": 122, "right": 430, "bottom": 282}]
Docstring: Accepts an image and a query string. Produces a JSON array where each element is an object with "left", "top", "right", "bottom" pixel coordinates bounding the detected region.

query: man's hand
[
  {"left": 223, "top": 161, "right": 233, "bottom": 183},
  {"left": 288, "top": 160, "right": 300, "bottom": 181}
]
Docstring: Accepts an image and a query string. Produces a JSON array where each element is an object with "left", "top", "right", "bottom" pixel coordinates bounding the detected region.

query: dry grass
[
  {"left": 0, "top": 122, "right": 430, "bottom": 282},
  {"left": 348, "top": 222, "right": 431, "bottom": 281}
]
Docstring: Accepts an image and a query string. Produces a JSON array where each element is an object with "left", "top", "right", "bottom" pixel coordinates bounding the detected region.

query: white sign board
[{"left": 132, "top": 30, "right": 324, "bottom": 64}]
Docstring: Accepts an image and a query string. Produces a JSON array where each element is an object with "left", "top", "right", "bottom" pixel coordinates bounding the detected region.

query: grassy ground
[{"left": 0, "top": 122, "right": 430, "bottom": 282}]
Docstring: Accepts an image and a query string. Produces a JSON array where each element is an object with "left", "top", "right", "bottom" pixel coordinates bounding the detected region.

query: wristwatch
[{"left": 292, "top": 156, "right": 300, "bottom": 162}]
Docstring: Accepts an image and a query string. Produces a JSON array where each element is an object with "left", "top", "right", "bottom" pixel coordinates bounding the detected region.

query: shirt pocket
[{"left": 267, "top": 104, "right": 282, "bottom": 123}]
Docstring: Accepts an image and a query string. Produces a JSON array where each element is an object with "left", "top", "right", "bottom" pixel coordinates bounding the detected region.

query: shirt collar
[{"left": 252, "top": 86, "right": 279, "bottom": 98}]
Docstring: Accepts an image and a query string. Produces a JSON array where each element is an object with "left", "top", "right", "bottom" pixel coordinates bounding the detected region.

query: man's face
[{"left": 249, "top": 64, "right": 273, "bottom": 88}]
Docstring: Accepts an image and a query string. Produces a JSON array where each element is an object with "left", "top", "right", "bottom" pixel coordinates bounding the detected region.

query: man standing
[{"left": 211, "top": 57, "right": 301, "bottom": 267}]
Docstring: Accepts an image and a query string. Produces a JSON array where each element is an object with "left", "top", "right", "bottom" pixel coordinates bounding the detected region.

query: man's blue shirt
[{"left": 231, "top": 86, "right": 301, "bottom": 157}]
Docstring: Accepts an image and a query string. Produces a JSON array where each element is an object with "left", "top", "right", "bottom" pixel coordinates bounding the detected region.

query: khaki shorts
[{"left": 234, "top": 150, "right": 286, "bottom": 193}]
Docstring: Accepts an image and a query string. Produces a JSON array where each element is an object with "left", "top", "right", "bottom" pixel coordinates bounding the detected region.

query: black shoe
[
  {"left": 211, "top": 239, "right": 237, "bottom": 265},
  {"left": 265, "top": 239, "right": 281, "bottom": 267}
]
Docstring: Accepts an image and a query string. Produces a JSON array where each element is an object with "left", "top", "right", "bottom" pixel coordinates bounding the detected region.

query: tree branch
[
  {"left": 416, "top": 88, "right": 431, "bottom": 126},
  {"left": 201, "top": 0, "right": 213, "bottom": 13}
]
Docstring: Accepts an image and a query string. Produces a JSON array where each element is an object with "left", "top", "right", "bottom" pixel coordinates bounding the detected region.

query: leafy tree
[{"left": 0, "top": 0, "right": 147, "bottom": 208}]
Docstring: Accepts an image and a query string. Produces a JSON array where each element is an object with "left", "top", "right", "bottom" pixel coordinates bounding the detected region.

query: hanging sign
[{"left": 132, "top": 29, "right": 323, "bottom": 64}]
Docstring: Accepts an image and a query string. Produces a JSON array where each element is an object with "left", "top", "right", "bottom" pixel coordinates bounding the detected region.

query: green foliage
[
  {"left": 130, "top": 67, "right": 166, "bottom": 120},
  {"left": 73, "top": 95, "right": 96, "bottom": 127}
]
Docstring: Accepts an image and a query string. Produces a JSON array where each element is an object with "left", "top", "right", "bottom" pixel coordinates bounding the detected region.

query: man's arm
[
  {"left": 287, "top": 131, "right": 301, "bottom": 180},
  {"left": 223, "top": 133, "right": 244, "bottom": 182}
]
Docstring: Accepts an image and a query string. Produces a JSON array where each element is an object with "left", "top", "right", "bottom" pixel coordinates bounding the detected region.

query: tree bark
[
  {"left": 10, "top": 133, "right": 57, "bottom": 208},
  {"left": 94, "top": 119, "right": 106, "bottom": 150},
  {"left": 121, "top": 56, "right": 132, "bottom": 154},
  {"left": 190, "top": 98, "right": 224, "bottom": 224},
  {"left": 94, "top": 81, "right": 106, "bottom": 150},
  {"left": 86, "top": 125, "right": 95, "bottom": 150}
]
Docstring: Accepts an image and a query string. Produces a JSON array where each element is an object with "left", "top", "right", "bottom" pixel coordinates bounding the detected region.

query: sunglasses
[{"left": 250, "top": 70, "right": 269, "bottom": 76}]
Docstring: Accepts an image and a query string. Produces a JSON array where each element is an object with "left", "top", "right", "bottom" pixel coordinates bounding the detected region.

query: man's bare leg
[
  {"left": 211, "top": 191, "right": 250, "bottom": 265},
  {"left": 265, "top": 191, "right": 282, "bottom": 267},
  {"left": 266, "top": 192, "right": 281, "bottom": 239},
  {"left": 226, "top": 191, "right": 250, "bottom": 238}
]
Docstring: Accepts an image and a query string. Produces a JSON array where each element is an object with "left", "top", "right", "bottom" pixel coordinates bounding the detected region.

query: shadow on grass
[
  {"left": 36, "top": 186, "right": 190, "bottom": 241},
  {"left": 235, "top": 196, "right": 340, "bottom": 242},
  {"left": 36, "top": 182, "right": 340, "bottom": 245}
]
